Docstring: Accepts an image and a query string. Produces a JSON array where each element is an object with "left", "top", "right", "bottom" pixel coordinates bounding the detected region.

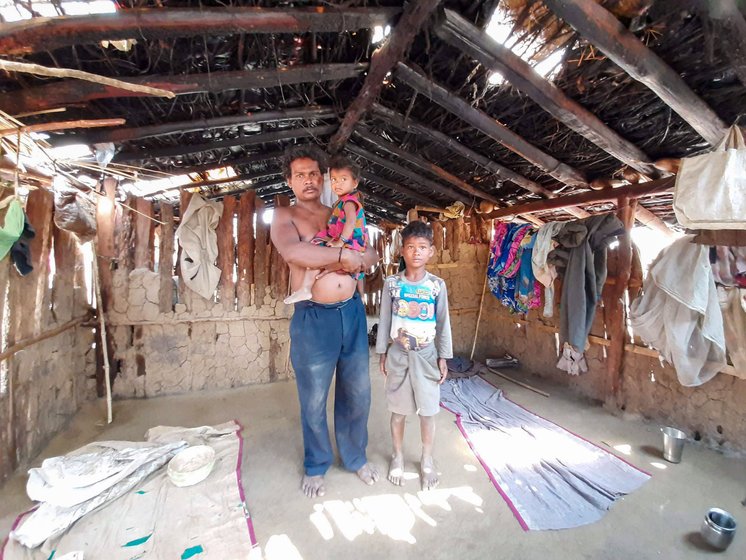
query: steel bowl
[{"left": 700, "top": 508, "right": 737, "bottom": 551}]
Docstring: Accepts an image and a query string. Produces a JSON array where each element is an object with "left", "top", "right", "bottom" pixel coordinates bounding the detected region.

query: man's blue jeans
[{"left": 289, "top": 292, "right": 371, "bottom": 476}]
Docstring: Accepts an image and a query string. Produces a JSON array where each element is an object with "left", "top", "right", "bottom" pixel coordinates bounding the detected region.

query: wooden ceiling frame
[{"left": 542, "top": 0, "right": 726, "bottom": 146}]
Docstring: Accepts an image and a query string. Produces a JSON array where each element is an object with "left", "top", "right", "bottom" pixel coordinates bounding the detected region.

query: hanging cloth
[
  {"left": 630, "top": 236, "right": 726, "bottom": 387},
  {"left": 531, "top": 221, "right": 564, "bottom": 317},
  {"left": 549, "top": 214, "right": 625, "bottom": 352},
  {"left": 175, "top": 195, "right": 223, "bottom": 300},
  {"left": 0, "top": 198, "right": 25, "bottom": 261}
]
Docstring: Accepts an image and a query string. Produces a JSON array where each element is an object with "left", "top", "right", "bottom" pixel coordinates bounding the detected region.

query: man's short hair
[
  {"left": 328, "top": 155, "right": 361, "bottom": 181},
  {"left": 281, "top": 144, "right": 328, "bottom": 179},
  {"left": 401, "top": 221, "right": 434, "bottom": 245}
]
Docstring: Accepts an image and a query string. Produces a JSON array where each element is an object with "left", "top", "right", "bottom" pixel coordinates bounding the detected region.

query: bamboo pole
[
  {"left": 0, "top": 59, "right": 175, "bottom": 99},
  {"left": 91, "top": 241, "right": 113, "bottom": 424}
]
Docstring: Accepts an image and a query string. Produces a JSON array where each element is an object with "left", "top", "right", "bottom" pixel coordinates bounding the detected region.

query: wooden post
[
  {"left": 158, "top": 203, "right": 175, "bottom": 313},
  {"left": 22, "top": 188, "right": 54, "bottom": 338},
  {"left": 217, "top": 195, "right": 237, "bottom": 311},
  {"left": 605, "top": 196, "right": 637, "bottom": 401},
  {"left": 236, "top": 192, "right": 255, "bottom": 311},
  {"left": 254, "top": 197, "right": 268, "bottom": 308},
  {"left": 273, "top": 195, "right": 291, "bottom": 300},
  {"left": 133, "top": 197, "right": 154, "bottom": 270},
  {"left": 95, "top": 177, "right": 117, "bottom": 399}
]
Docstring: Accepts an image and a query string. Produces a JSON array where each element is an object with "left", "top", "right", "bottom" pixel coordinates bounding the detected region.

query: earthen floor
[{"left": 2, "top": 358, "right": 745, "bottom": 559}]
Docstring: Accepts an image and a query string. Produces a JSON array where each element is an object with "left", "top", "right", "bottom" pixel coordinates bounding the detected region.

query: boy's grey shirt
[{"left": 375, "top": 271, "right": 453, "bottom": 359}]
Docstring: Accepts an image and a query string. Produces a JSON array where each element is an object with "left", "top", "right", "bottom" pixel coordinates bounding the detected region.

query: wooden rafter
[
  {"left": 542, "top": 0, "right": 727, "bottom": 146},
  {"left": 395, "top": 61, "right": 587, "bottom": 187},
  {"left": 359, "top": 170, "right": 439, "bottom": 207},
  {"left": 328, "top": 0, "right": 442, "bottom": 153},
  {"left": 0, "top": 7, "right": 401, "bottom": 55},
  {"left": 353, "top": 126, "right": 500, "bottom": 204},
  {"left": 372, "top": 102, "right": 550, "bottom": 196},
  {"left": 53, "top": 108, "right": 337, "bottom": 146},
  {"left": 346, "top": 143, "right": 473, "bottom": 205},
  {"left": 435, "top": 9, "right": 659, "bottom": 177},
  {"left": 151, "top": 151, "right": 285, "bottom": 177},
  {"left": 0, "top": 64, "right": 368, "bottom": 115},
  {"left": 483, "top": 176, "right": 675, "bottom": 219},
  {"left": 114, "top": 124, "right": 338, "bottom": 163}
]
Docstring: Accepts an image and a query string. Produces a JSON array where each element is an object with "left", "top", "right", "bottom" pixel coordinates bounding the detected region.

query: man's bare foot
[
  {"left": 420, "top": 456, "right": 439, "bottom": 491},
  {"left": 302, "top": 475, "right": 326, "bottom": 498},
  {"left": 356, "top": 463, "right": 379, "bottom": 486},
  {"left": 284, "top": 287, "right": 313, "bottom": 305},
  {"left": 387, "top": 454, "right": 405, "bottom": 486}
]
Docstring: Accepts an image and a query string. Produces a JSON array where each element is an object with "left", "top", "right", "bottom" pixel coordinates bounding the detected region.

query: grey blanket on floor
[{"left": 440, "top": 376, "right": 650, "bottom": 530}]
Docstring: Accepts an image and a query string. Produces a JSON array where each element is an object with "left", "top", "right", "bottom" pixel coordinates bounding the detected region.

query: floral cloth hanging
[{"left": 487, "top": 223, "right": 541, "bottom": 314}]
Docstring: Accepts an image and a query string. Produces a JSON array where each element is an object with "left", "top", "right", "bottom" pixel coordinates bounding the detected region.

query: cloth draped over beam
[
  {"left": 4, "top": 422, "right": 256, "bottom": 559},
  {"left": 440, "top": 376, "right": 650, "bottom": 531},
  {"left": 175, "top": 195, "right": 223, "bottom": 300}
]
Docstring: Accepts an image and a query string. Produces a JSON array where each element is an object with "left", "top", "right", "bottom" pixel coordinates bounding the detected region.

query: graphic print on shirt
[{"left": 388, "top": 274, "right": 441, "bottom": 351}]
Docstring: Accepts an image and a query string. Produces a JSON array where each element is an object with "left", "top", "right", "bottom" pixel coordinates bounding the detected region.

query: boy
[{"left": 376, "top": 221, "right": 453, "bottom": 490}]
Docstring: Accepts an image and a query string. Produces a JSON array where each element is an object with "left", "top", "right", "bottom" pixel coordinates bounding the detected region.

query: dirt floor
[{"left": 1, "top": 357, "right": 745, "bottom": 559}]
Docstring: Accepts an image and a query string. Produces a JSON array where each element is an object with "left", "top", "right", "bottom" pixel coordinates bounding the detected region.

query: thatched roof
[{"left": 1, "top": 0, "right": 744, "bottom": 226}]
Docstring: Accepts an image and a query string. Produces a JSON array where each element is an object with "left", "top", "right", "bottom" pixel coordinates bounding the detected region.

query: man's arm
[
  {"left": 270, "top": 206, "right": 362, "bottom": 271},
  {"left": 435, "top": 280, "right": 453, "bottom": 360}
]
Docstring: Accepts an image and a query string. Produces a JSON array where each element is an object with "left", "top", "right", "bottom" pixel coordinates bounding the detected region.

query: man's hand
[
  {"left": 340, "top": 248, "right": 364, "bottom": 274},
  {"left": 437, "top": 358, "right": 448, "bottom": 385},
  {"left": 379, "top": 353, "right": 388, "bottom": 377}
]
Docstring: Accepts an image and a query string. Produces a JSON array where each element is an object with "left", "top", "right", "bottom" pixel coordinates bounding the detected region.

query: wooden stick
[
  {"left": 91, "top": 241, "right": 113, "bottom": 424},
  {"left": 486, "top": 366, "right": 550, "bottom": 398},
  {"left": 470, "top": 257, "right": 490, "bottom": 360},
  {"left": 0, "top": 59, "right": 175, "bottom": 99},
  {"left": 0, "top": 314, "right": 89, "bottom": 362},
  {"left": 0, "top": 118, "right": 125, "bottom": 138}
]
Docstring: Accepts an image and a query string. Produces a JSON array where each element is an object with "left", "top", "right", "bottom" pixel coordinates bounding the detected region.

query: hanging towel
[
  {"left": 630, "top": 236, "right": 726, "bottom": 386},
  {"left": 531, "top": 221, "right": 564, "bottom": 317},
  {"left": 175, "top": 195, "right": 223, "bottom": 300}
]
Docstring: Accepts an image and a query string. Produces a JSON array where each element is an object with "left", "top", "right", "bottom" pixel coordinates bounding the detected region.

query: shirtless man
[{"left": 270, "top": 145, "right": 380, "bottom": 498}]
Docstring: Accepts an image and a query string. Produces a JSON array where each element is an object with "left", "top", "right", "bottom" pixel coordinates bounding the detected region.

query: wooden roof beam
[
  {"left": 142, "top": 151, "right": 285, "bottom": 177},
  {"left": 52, "top": 107, "right": 337, "bottom": 146},
  {"left": 435, "top": 9, "right": 659, "bottom": 177},
  {"left": 359, "top": 170, "right": 440, "bottom": 208},
  {"left": 346, "top": 143, "right": 473, "bottom": 205},
  {"left": 0, "top": 7, "right": 401, "bottom": 55},
  {"left": 395, "top": 61, "right": 588, "bottom": 187},
  {"left": 328, "top": 0, "right": 442, "bottom": 153},
  {"left": 353, "top": 126, "right": 500, "bottom": 204},
  {"left": 1, "top": 63, "right": 367, "bottom": 115},
  {"left": 114, "top": 124, "right": 338, "bottom": 163},
  {"left": 372, "top": 102, "right": 551, "bottom": 197},
  {"left": 483, "top": 176, "right": 675, "bottom": 220},
  {"left": 542, "top": 0, "right": 726, "bottom": 146}
]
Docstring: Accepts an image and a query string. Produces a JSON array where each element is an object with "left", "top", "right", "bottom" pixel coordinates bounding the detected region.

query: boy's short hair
[
  {"left": 401, "top": 221, "right": 434, "bottom": 245},
  {"left": 328, "top": 155, "right": 361, "bottom": 181},
  {"left": 281, "top": 144, "right": 328, "bottom": 179}
]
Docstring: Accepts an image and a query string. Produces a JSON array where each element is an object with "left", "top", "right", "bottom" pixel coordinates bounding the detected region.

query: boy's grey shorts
[{"left": 384, "top": 342, "right": 441, "bottom": 417}]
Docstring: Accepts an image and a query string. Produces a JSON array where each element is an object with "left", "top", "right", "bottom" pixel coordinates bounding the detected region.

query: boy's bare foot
[
  {"left": 420, "top": 456, "right": 439, "bottom": 491},
  {"left": 284, "top": 287, "right": 313, "bottom": 305},
  {"left": 387, "top": 454, "right": 405, "bottom": 486},
  {"left": 302, "top": 475, "right": 326, "bottom": 498},
  {"left": 356, "top": 463, "right": 379, "bottom": 486}
]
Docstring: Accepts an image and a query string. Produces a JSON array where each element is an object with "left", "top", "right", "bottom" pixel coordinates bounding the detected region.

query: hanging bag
[{"left": 673, "top": 125, "right": 746, "bottom": 229}]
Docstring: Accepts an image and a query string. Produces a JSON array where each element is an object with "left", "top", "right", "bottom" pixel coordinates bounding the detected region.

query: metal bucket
[
  {"left": 661, "top": 426, "right": 687, "bottom": 463},
  {"left": 701, "top": 508, "right": 737, "bottom": 550}
]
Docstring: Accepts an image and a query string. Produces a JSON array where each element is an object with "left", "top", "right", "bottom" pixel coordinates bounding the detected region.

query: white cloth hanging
[
  {"left": 630, "top": 236, "right": 726, "bottom": 387},
  {"left": 175, "top": 195, "right": 223, "bottom": 300},
  {"left": 531, "top": 221, "right": 563, "bottom": 317}
]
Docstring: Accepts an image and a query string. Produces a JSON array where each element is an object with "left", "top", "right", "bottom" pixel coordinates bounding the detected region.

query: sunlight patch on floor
[{"left": 308, "top": 487, "right": 484, "bottom": 544}]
